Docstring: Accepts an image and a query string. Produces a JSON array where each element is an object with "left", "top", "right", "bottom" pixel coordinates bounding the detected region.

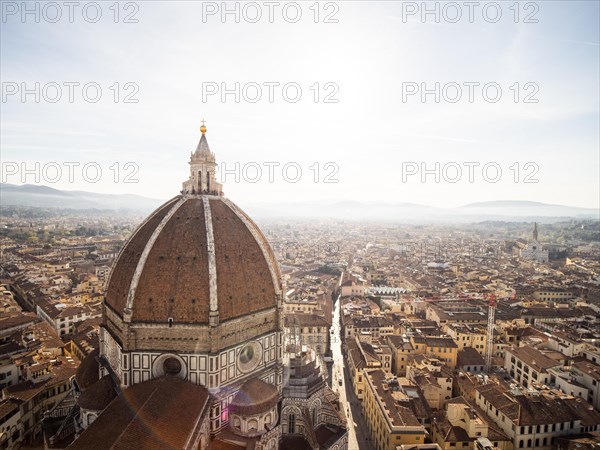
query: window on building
[
  {"left": 288, "top": 414, "right": 296, "bottom": 434},
  {"left": 248, "top": 419, "right": 258, "bottom": 432}
]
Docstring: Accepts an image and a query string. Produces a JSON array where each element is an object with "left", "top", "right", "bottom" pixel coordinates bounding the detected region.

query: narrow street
[{"left": 330, "top": 289, "right": 374, "bottom": 450}]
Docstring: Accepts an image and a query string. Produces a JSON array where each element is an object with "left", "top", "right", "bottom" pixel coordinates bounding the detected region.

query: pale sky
[{"left": 1, "top": 1, "right": 599, "bottom": 208}]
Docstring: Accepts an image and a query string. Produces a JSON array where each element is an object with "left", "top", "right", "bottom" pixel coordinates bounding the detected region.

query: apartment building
[{"left": 363, "top": 369, "right": 427, "bottom": 450}]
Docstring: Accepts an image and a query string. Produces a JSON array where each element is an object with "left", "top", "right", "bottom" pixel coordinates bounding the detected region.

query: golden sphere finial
[{"left": 200, "top": 118, "right": 207, "bottom": 135}]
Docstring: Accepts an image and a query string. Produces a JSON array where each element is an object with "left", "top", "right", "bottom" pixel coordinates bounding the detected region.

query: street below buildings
[{"left": 330, "top": 291, "right": 374, "bottom": 450}]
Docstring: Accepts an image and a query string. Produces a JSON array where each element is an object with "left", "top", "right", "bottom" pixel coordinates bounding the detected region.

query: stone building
[
  {"left": 362, "top": 369, "right": 428, "bottom": 450},
  {"left": 476, "top": 383, "right": 600, "bottom": 450},
  {"left": 43, "top": 124, "right": 346, "bottom": 449},
  {"left": 432, "top": 397, "right": 511, "bottom": 450},
  {"left": 519, "top": 223, "right": 549, "bottom": 263},
  {"left": 284, "top": 313, "right": 331, "bottom": 355}
]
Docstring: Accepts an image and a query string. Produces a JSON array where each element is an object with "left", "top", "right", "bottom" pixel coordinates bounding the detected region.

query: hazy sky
[{"left": 1, "top": 1, "right": 599, "bottom": 208}]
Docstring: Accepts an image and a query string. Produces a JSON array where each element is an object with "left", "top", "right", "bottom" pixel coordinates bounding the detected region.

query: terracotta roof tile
[
  {"left": 105, "top": 197, "right": 180, "bottom": 318},
  {"left": 132, "top": 198, "right": 210, "bottom": 323},
  {"left": 70, "top": 376, "right": 210, "bottom": 450},
  {"left": 104, "top": 196, "right": 280, "bottom": 324},
  {"left": 75, "top": 348, "right": 99, "bottom": 390},
  {"left": 77, "top": 375, "right": 117, "bottom": 411},
  {"left": 230, "top": 378, "right": 279, "bottom": 415},
  {"left": 210, "top": 199, "right": 278, "bottom": 321}
]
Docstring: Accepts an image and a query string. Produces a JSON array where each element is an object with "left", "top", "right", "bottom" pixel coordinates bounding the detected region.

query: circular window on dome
[
  {"left": 163, "top": 357, "right": 182, "bottom": 375},
  {"left": 152, "top": 353, "right": 187, "bottom": 379},
  {"left": 238, "top": 341, "right": 262, "bottom": 373},
  {"left": 239, "top": 346, "right": 254, "bottom": 364}
]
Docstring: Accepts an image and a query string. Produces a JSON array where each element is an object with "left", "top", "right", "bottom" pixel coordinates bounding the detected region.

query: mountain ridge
[{"left": 1, "top": 184, "right": 598, "bottom": 222}]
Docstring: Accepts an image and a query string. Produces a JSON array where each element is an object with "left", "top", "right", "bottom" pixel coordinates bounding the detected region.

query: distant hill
[
  {"left": 244, "top": 200, "right": 599, "bottom": 222},
  {"left": 1, "top": 184, "right": 598, "bottom": 222},
  {"left": 459, "top": 200, "right": 599, "bottom": 220},
  {"left": 0, "top": 184, "right": 164, "bottom": 212},
  {"left": 244, "top": 200, "right": 439, "bottom": 222}
]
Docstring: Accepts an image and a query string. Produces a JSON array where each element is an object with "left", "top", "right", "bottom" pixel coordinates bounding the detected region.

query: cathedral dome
[{"left": 104, "top": 128, "right": 282, "bottom": 326}]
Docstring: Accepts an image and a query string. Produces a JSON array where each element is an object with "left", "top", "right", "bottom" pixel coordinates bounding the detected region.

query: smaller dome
[{"left": 230, "top": 378, "right": 279, "bottom": 415}]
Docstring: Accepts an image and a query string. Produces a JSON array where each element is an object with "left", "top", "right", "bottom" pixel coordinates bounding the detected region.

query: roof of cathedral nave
[
  {"left": 104, "top": 123, "right": 282, "bottom": 324},
  {"left": 69, "top": 375, "right": 210, "bottom": 450}
]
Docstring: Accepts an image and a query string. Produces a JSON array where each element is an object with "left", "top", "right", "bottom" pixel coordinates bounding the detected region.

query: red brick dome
[{"left": 104, "top": 195, "right": 282, "bottom": 324}]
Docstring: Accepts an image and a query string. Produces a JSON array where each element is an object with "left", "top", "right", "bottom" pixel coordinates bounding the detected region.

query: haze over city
[{"left": 1, "top": 1, "right": 599, "bottom": 208}]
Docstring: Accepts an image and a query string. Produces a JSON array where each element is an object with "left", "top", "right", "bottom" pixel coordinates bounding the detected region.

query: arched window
[
  {"left": 527, "top": 439, "right": 532, "bottom": 448},
  {"left": 248, "top": 419, "right": 258, "bottom": 432},
  {"left": 288, "top": 414, "right": 296, "bottom": 434},
  {"left": 312, "top": 407, "right": 317, "bottom": 425}
]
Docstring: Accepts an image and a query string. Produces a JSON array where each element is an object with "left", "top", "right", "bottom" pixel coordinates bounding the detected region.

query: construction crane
[{"left": 485, "top": 293, "right": 496, "bottom": 372}]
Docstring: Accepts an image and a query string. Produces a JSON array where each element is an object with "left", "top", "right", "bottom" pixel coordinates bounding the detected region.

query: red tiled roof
[
  {"left": 77, "top": 375, "right": 117, "bottom": 411},
  {"left": 75, "top": 348, "right": 99, "bottom": 390},
  {"left": 230, "top": 378, "right": 279, "bottom": 415},
  {"left": 69, "top": 375, "right": 210, "bottom": 450}
]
